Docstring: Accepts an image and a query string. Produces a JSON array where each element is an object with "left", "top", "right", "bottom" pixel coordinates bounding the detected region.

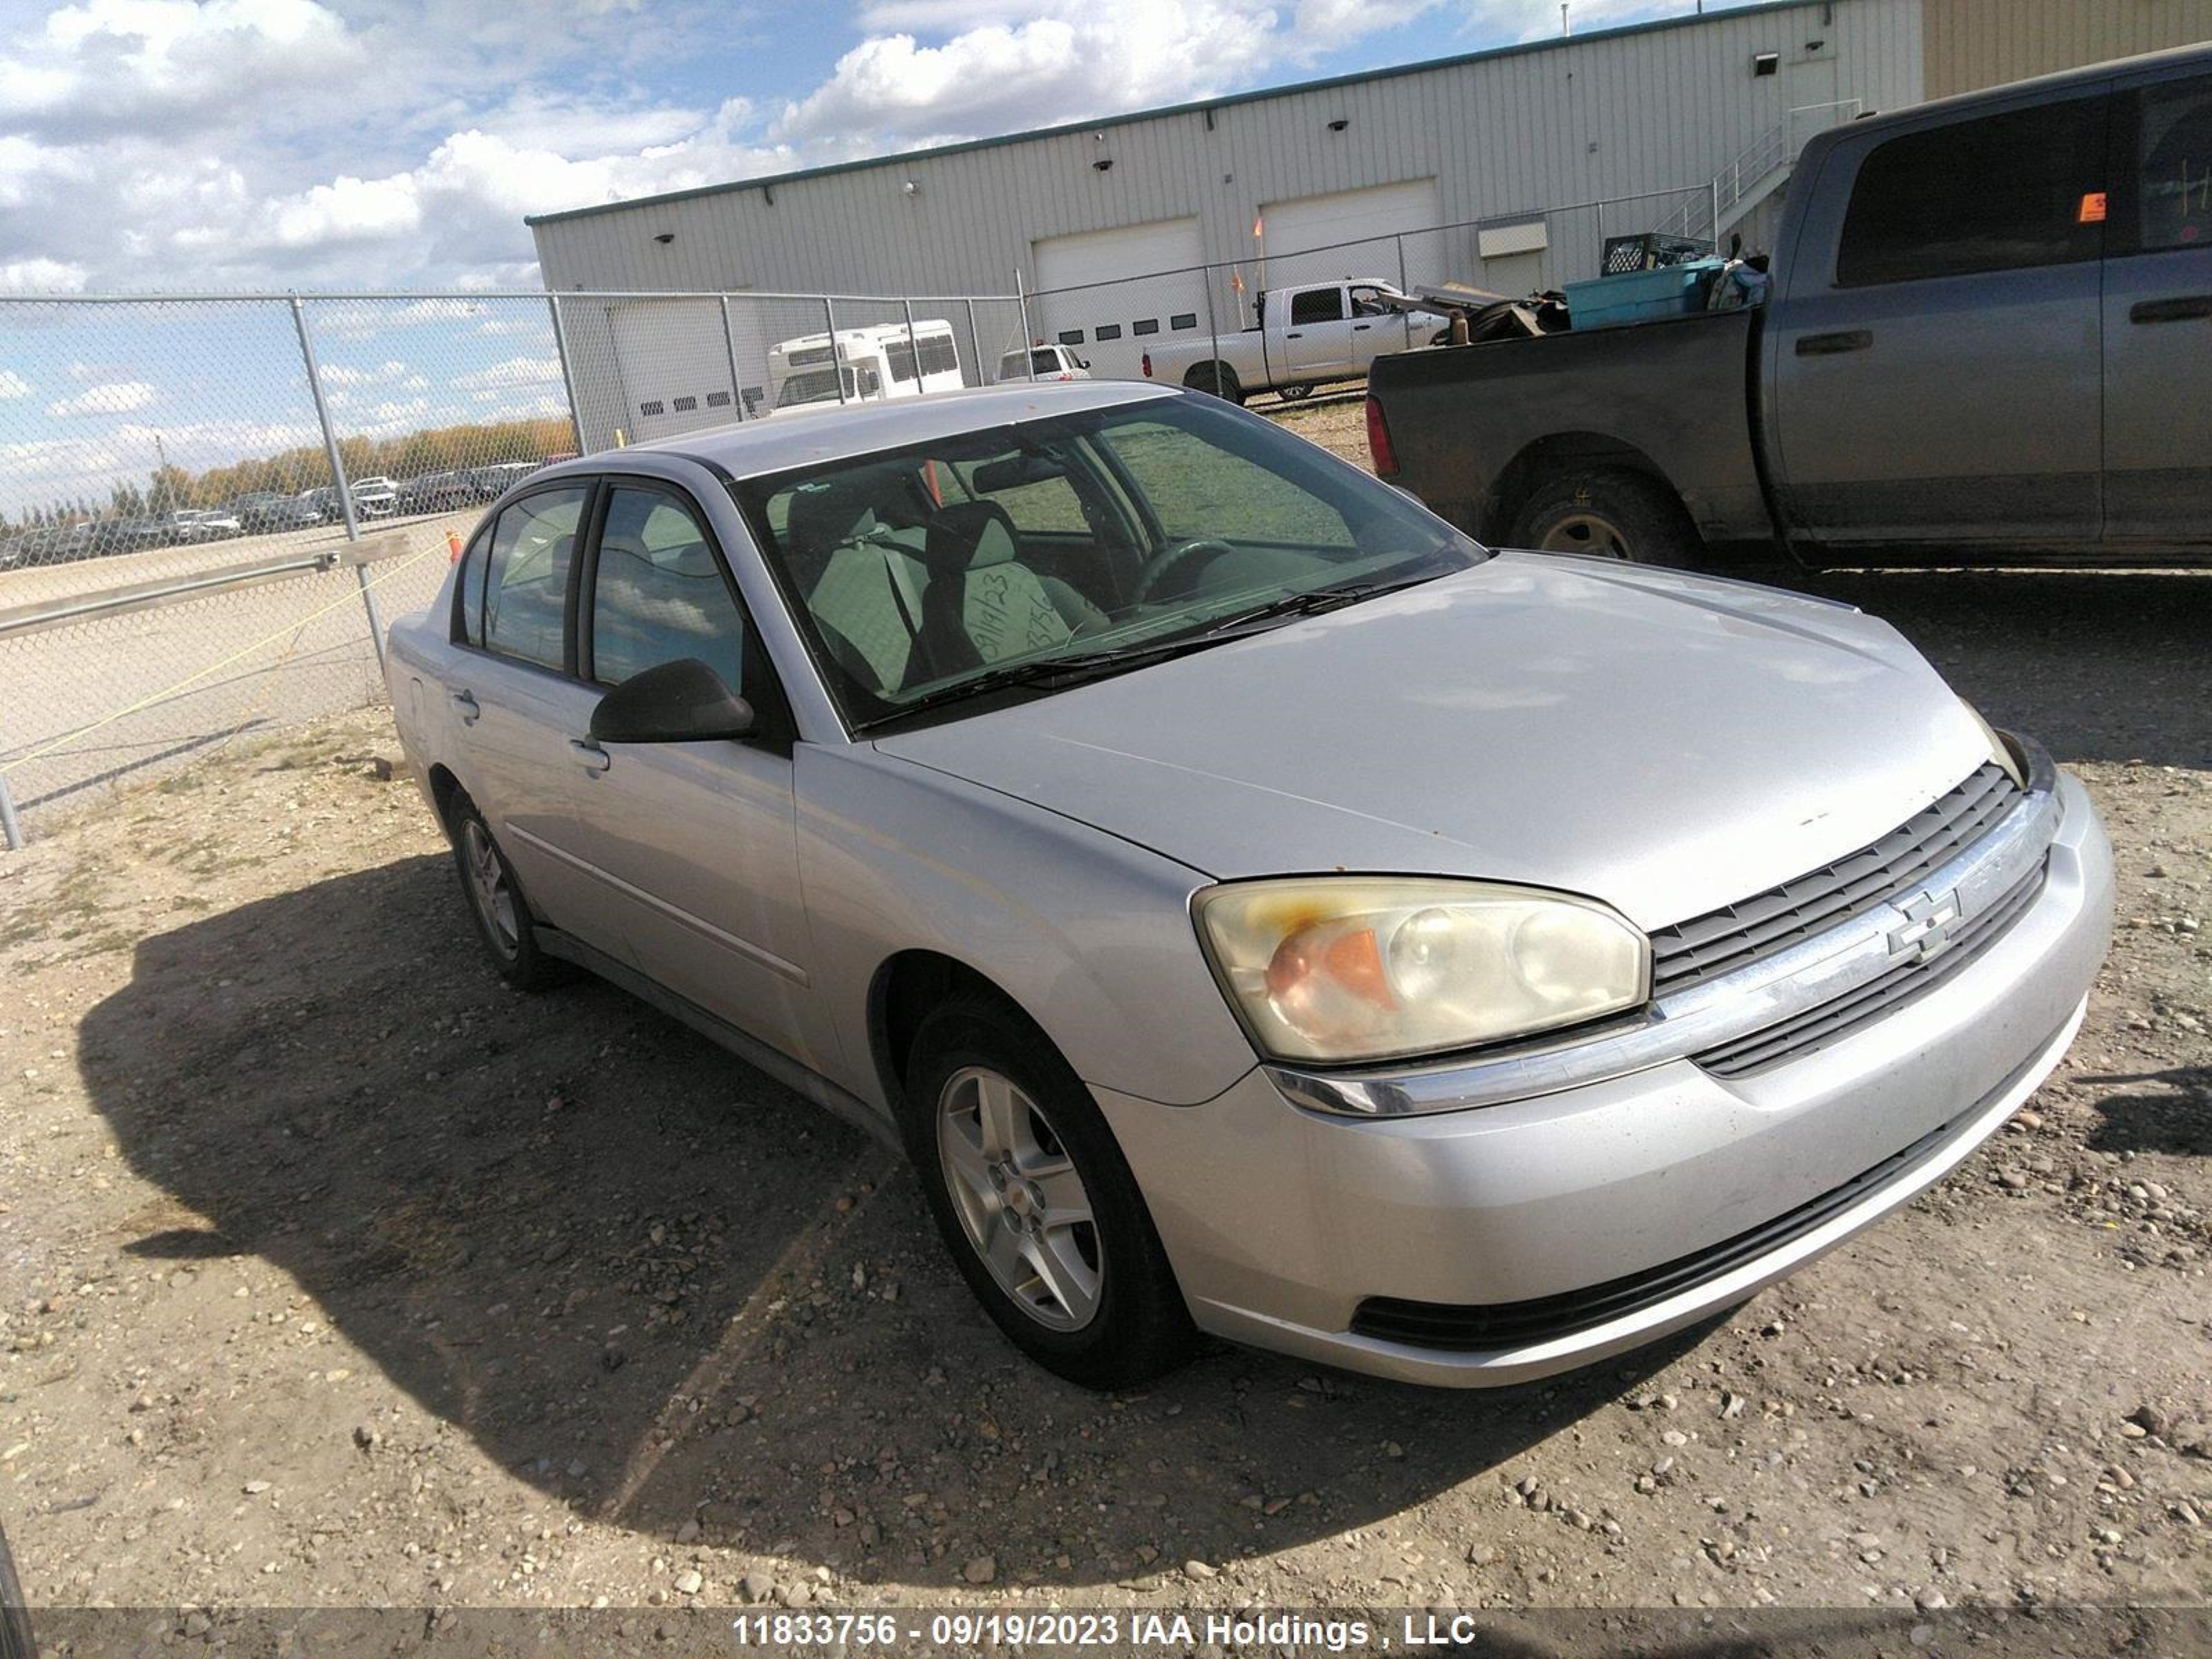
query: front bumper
[{"left": 1096, "top": 769, "right": 2113, "bottom": 1387}]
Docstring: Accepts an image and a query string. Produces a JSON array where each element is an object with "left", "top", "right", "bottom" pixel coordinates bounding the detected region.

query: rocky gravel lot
[{"left": 0, "top": 410, "right": 2207, "bottom": 1652}]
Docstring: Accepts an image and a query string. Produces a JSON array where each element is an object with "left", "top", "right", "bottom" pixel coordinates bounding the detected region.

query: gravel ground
[{"left": 1, "top": 411, "right": 2207, "bottom": 1650}]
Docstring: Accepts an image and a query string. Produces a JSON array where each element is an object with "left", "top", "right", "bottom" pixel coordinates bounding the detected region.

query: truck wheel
[
  {"left": 1183, "top": 364, "right": 1245, "bottom": 406},
  {"left": 1508, "top": 468, "right": 1700, "bottom": 567},
  {"left": 1275, "top": 383, "right": 1315, "bottom": 402},
  {"left": 901, "top": 991, "right": 1198, "bottom": 1389}
]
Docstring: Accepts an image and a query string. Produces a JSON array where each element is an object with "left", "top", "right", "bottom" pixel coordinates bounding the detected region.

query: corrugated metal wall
[
  {"left": 1923, "top": 0, "right": 2212, "bottom": 98},
  {"left": 529, "top": 0, "right": 1924, "bottom": 301}
]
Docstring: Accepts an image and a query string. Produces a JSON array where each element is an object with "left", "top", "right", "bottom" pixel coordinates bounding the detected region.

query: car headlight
[
  {"left": 1192, "top": 877, "right": 1650, "bottom": 1065},
  {"left": 1962, "top": 700, "right": 2026, "bottom": 789}
]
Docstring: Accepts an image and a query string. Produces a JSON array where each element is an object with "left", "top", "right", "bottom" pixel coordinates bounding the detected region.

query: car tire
[
  {"left": 444, "top": 790, "right": 568, "bottom": 991},
  {"left": 1508, "top": 467, "right": 1701, "bottom": 567},
  {"left": 901, "top": 992, "right": 1198, "bottom": 1389},
  {"left": 1275, "top": 382, "right": 1315, "bottom": 402},
  {"left": 0, "top": 1522, "right": 33, "bottom": 1659},
  {"left": 1183, "top": 364, "right": 1246, "bottom": 406}
]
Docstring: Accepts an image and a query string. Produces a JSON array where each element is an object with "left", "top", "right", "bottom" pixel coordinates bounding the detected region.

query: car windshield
[{"left": 732, "top": 395, "right": 1484, "bottom": 731}]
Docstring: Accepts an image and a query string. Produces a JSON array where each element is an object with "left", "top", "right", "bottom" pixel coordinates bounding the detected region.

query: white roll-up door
[{"left": 1029, "top": 216, "right": 1206, "bottom": 381}]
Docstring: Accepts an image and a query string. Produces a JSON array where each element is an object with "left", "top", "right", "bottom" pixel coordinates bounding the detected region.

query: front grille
[
  {"left": 1649, "top": 762, "right": 2024, "bottom": 998},
  {"left": 1351, "top": 1112, "right": 1970, "bottom": 1353},
  {"left": 1692, "top": 858, "right": 2047, "bottom": 1078}
]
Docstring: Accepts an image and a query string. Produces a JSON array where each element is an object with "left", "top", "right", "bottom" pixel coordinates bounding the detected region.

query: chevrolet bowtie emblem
[{"left": 1887, "top": 888, "right": 1964, "bottom": 965}]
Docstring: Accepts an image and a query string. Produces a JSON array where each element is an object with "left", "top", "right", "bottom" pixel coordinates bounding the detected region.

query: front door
[
  {"left": 1768, "top": 88, "right": 2110, "bottom": 556},
  {"left": 2103, "top": 67, "right": 2212, "bottom": 550},
  {"left": 561, "top": 481, "right": 825, "bottom": 1069}
]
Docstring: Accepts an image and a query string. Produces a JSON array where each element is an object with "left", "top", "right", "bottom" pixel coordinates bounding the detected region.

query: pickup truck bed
[{"left": 1371, "top": 306, "right": 1773, "bottom": 553}]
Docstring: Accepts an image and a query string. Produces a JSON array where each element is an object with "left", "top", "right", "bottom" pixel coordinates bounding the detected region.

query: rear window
[
  {"left": 2125, "top": 73, "right": 2212, "bottom": 253},
  {"left": 1836, "top": 97, "right": 2107, "bottom": 286},
  {"left": 1289, "top": 287, "right": 1346, "bottom": 325}
]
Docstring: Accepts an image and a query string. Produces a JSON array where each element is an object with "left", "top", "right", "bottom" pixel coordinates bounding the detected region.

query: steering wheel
[{"left": 1133, "top": 538, "right": 1237, "bottom": 606}]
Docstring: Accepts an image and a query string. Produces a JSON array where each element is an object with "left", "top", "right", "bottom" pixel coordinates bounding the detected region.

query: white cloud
[
  {"left": 0, "top": 256, "right": 88, "bottom": 292},
  {"left": 450, "top": 355, "right": 563, "bottom": 391},
  {"left": 0, "top": 371, "right": 32, "bottom": 399},
  {"left": 47, "top": 379, "right": 158, "bottom": 417}
]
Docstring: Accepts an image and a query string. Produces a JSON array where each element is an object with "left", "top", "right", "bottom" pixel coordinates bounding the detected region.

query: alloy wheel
[
  {"left": 462, "top": 818, "right": 520, "bottom": 961},
  {"left": 1537, "top": 510, "right": 1632, "bottom": 558},
  {"left": 935, "top": 1066, "right": 1103, "bottom": 1331}
]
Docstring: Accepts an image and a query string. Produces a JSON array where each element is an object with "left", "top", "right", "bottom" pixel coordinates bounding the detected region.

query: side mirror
[
  {"left": 589, "top": 658, "right": 754, "bottom": 744},
  {"left": 1075, "top": 357, "right": 1090, "bottom": 371}
]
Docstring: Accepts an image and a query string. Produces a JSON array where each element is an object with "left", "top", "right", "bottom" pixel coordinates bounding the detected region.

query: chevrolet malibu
[{"left": 384, "top": 382, "right": 2112, "bottom": 1389}]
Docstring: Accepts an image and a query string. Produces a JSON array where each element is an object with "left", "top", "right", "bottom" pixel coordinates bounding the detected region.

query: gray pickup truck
[{"left": 1365, "top": 46, "right": 2212, "bottom": 568}]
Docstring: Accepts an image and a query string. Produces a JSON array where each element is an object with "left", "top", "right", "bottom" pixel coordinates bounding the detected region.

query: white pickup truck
[{"left": 1138, "top": 277, "right": 1437, "bottom": 405}]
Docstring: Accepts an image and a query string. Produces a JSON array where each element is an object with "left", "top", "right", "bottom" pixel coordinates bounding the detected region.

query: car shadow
[
  {"left": 2080, "top": 1065, "right": 2212, "bottom": 1158},
  {"left": 1745, "top": 566, "right": 2212, "bottom": 772},
  {"left": 77, "top": 855, "right": 1711, "bottom": 1589}
]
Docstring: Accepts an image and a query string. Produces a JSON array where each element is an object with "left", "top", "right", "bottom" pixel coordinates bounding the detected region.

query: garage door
[
  {"left": 608, "top": 300, "right": 737, "bottom": 444},
  {"left": 1030, "top": 216, "right": 1206, "bottom": 381},
  {"left": 1259, "top": 178, "right": 1442, "bottom": 288}
]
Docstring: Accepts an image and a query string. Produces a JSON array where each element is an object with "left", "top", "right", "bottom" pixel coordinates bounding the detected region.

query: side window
[
  {"left": 958, "top": 451, "right": 1091, "bottom": 536},
  {"left": 455, "top": 528, "right": 491, "bottom": 645},
  {"left": 590, "top": 487, "right": 748, "bottom": 693},
  {"left": 1350, "top": 285, "right": 1393, "bottom": 317},
  {"left": 481, "top": 485, "right": 587, "bottom": 670},
  {"left": 2126, "top": 75, "right": 2212, "bottom": 252},
  {"left": 1289, "top": 286, "right": 1347, "bottom": 325},
  {"left": 1098, "top": 418, "right": 1354, "bottom": 548},
  {"left": 1836, "top": 97, "right": 2107, "bottom": 286}
]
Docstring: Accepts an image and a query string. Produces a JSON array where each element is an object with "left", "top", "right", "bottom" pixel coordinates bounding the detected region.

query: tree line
[{"left": 1, "top": 414, "right": 575, "bottom": 533}]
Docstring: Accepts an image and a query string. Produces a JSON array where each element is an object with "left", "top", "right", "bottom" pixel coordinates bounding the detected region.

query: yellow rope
[{"left": 1, "top": 542, "right": 443, "bottom": 777}]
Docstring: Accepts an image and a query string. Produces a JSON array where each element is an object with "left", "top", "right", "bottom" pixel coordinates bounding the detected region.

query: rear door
[
  {"left": 1768, "top": 87, "right": 2110, "bottom": 555},
  {"left": 441, "top": 482, "right": 616, "bottom": 944},
  {"left": 561, "top": 480, "right": 826, "bottom": 1067},
  {"left": 1278, "top": 284, "right": 1354, "bottom": 382},
  {"left": 2102, "top": 65, "right": 2212, "bottom": 550}
]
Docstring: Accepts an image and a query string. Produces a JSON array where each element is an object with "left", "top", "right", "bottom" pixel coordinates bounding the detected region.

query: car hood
[{"left": 873, "top": 554, "right": 1993, "bottom": 930}]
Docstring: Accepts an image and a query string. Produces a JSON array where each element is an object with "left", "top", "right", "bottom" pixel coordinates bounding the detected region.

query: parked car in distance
[
  {"left": 350, "top": 476, "right": 400, "bottom": 518},
  {"left": 398, "top": 471, "right": 477, "bottom": 514},
  {"left": 235, "top": 491, "right": 323, "bottom": 532},
  {"left": 467, "top": 461, "right": 541, "bottom": 501},
  {"left": 188, "top": 507, "right": 243, "bottom": 538},
  {"left": 997, "top": 344, "right": 1092, "bottom": 383},
  {"left": 1140, "top": 277, "right": 1441, "bottom": 405},
  {"left": 1365, "top": 46, "right": 2212, "bottom": 567},
  {"left": 386, "top": 382, "right": 2111, "bottom": 1389}
]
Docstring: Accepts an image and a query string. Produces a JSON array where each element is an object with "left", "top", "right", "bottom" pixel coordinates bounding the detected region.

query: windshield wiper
[
  {"left": 1193, "top": 572, "right": 1432, "bottom": 637},
  {"left": 857, "top": 572, "right": 1438, "bottom": 731},
  {"left": 855, "top": 639, "right": 1203, "bottom": 729}
]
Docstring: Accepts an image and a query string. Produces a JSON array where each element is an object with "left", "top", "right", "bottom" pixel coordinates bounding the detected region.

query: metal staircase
[{"left": 1654, "top": 100, "right": 1863, "bottom": 245}]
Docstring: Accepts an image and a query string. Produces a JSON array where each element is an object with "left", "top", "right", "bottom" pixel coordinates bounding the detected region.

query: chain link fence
[
  {"left": 0, "top": 286, "right": 1040, "bottom": 847},
  {"left": 0, "top": 177, "right": 1749, "bottom": 846}
]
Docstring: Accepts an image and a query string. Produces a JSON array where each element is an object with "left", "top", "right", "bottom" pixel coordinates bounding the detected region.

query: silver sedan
[{"left": 384, "top": 382, "right": 2112, "bottom": 1388}]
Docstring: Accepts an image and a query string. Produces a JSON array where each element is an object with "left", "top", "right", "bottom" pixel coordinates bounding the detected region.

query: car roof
[
  {"left": 1837, "top": 40, "right": 2211, "bottom": 138},
  {"left": 587, "top": 380, "right": 1181, "bottom": 482}
]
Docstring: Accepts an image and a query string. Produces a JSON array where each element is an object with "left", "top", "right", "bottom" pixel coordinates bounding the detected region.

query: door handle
[
  {"left": 449, "top": 688, "right": 479, "bottom": 723},
  {"left": 1284, "top": 331, "right": 1303, "bottom": 339},
  {"left": 569, "top": 738, "right": 611, "bottom": 774},
  {"left": 2129, "top": 294, "right": 2212, "bottom": 324},
  {"left": 1353, "top": 322, "right": 1373, "bottom": 331},
  {"left": 1795, "top": 330, "right": 1873, "bottom": 356}
]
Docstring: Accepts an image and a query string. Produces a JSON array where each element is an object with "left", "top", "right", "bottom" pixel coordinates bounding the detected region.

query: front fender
[{"left": 795, "top": 744, "right": 1259, "bottom": 1109}]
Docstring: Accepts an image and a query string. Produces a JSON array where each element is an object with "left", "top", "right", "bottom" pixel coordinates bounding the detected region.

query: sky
[{"left": 0, "top": 0, "right": 1746, "bottom": 517}]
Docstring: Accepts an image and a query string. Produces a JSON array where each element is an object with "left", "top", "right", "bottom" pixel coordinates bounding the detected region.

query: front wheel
[
  {"left": 0, "top": 1522, "right": 33, "bottom": 1659},
  {"left": 1275, "top": 382, "right": 1315, "bottom": 402},
  {"left": 901, "top": 994, "right": 1197, "bottom": 1388},
  {"left": 1508, "top": 467, "right": 1701, "bottom": 568}
]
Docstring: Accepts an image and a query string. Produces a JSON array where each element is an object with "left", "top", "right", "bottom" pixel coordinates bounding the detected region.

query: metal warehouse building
[{"left": 527, "top": 0, "right": 2212, "bottom": 439}]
